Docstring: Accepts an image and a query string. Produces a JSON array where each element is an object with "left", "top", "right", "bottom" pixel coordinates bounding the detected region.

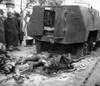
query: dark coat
[
  {"left": 15, "top": 18, "right": 24, "bottom": 41},
  {"left": 4, "top": 17, "right": 18, "bottom": 47},
  {"left": 0, "top": 18, "right": 5, "bottom": 44},
  {"left": 4, "top": 17, "right": 18, "bottom": 34}
]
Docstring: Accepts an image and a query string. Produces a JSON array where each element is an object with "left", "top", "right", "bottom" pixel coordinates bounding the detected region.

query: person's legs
[
  {"left": 19, "top": 40, "right": 23, "bottom": 46},
  {"left": 18, "top": 33, "right": 20, "bottom": 46},
  {"left": 5, "top": 32, "right": 9, "bottom": 48},
  {"left": 13, "top": 34, "right": 18, "bottom": 47},
  {"left": 5, "top": 32, "right": 14, "bottom": 51},
  {"left": 30, "top": 61, "right": 45, "bottom": 71},
  {"left": 12, "top": 33, "right": 21, "bottom": 51},
  {"left": 19, "top": 32, "right": 24, "bottom": 46},
  {"left": 0, "top": 32, "right": 5, "bottom": 44}
]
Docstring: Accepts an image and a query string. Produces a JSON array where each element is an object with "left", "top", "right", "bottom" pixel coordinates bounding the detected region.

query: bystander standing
[
  {"left": 4, "top": 12, "right": 20, "bottom": 51},
  {"left": 14, "top": 12, "right": 24, "bottom": 46},
  {"left": 0, "top": 9, "right": 5, "bottom": 44}
]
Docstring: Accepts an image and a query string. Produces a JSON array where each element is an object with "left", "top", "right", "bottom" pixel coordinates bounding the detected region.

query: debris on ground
[
  {"left": 0, "top": 43, "right": 99, "bottom": 86},
  {"left": 0, "top": 43, "right": 75, "bottom": 86},
  {"left": 0, "top": 43, "right": 15, "bottom": 74}
]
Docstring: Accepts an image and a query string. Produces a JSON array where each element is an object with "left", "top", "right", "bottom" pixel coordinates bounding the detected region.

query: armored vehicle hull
[{"left": 27, "top": 5, "right": 100, "bottom": 58}]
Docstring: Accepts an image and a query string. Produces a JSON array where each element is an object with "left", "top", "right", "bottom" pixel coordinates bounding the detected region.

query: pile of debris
[
  {"left": 0, "top": 42, "right": 99, "bottom": 86},
  {"left": 0, "top": 43, "right": 78, "bottom": 85},
  {"left": 0, "top": 43, "right": 15, "bottom": 74},
  {"left": 0, "top": 43, "right": 77, "bottom": 75}
]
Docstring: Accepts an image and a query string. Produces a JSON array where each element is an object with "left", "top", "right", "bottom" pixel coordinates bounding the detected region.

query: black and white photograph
[{"left": 0, "top": 0, "right": 100, "bottom": 86}]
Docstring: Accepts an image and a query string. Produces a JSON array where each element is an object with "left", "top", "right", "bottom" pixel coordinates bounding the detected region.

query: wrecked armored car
[{"left": 27, "top": 5, "right": 100, "bottom": 56}]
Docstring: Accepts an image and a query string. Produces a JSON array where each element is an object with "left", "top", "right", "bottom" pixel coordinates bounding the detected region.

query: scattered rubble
[
  {"left": 0, "top": 43, "right": 99, "bottom": 86},
  {"left": 0, "top": 43, "right": 75, "bottom": 86}
]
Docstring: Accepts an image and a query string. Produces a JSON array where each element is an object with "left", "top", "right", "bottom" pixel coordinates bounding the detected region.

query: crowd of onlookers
[{"left": 0, "top": 9, "right": 24, "bottom": 51}]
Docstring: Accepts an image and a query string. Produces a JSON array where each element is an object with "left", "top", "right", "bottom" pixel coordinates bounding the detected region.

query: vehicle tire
[{"left": 76, "top": 43, "right": 90, "bottom": 59}]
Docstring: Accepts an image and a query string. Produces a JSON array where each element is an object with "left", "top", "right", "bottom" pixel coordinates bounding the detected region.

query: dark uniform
[
  {"left": 16, "top": 17, "right": 24, "bottom": 45},
  {"left": 14, "top": 12, "right": 24, "bottom": 45},
  {"left": 4, "top": 13, "right": 18, "bottom": 48}
]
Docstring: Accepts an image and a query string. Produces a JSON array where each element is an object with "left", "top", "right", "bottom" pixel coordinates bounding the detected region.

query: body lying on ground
[{"left": 17, "top": 52, "right": 74, "bottom": 74}]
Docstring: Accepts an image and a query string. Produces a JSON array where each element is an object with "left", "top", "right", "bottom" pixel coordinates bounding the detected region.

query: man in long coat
[
  {"left": 4, "top": 12, "right": 19, "bottom": 51},
  {"left": 0, "top": 9, "right": 5, "bottom": 44},
  {"left": 14, "top": 12, "right": 24, "bottom": 45}
]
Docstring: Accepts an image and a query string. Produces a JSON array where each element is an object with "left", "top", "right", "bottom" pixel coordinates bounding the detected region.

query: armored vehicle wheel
[{"left": 76, "top": 43, "right": 90, "bottom": 59}]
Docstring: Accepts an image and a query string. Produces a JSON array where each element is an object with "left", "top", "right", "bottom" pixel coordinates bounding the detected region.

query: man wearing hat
[
  {"left": 0, "top": 9, "right": 5, "bottom": 44},
  {"left": 4, "top": 12, "right": 19, "bottom": 51}
]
